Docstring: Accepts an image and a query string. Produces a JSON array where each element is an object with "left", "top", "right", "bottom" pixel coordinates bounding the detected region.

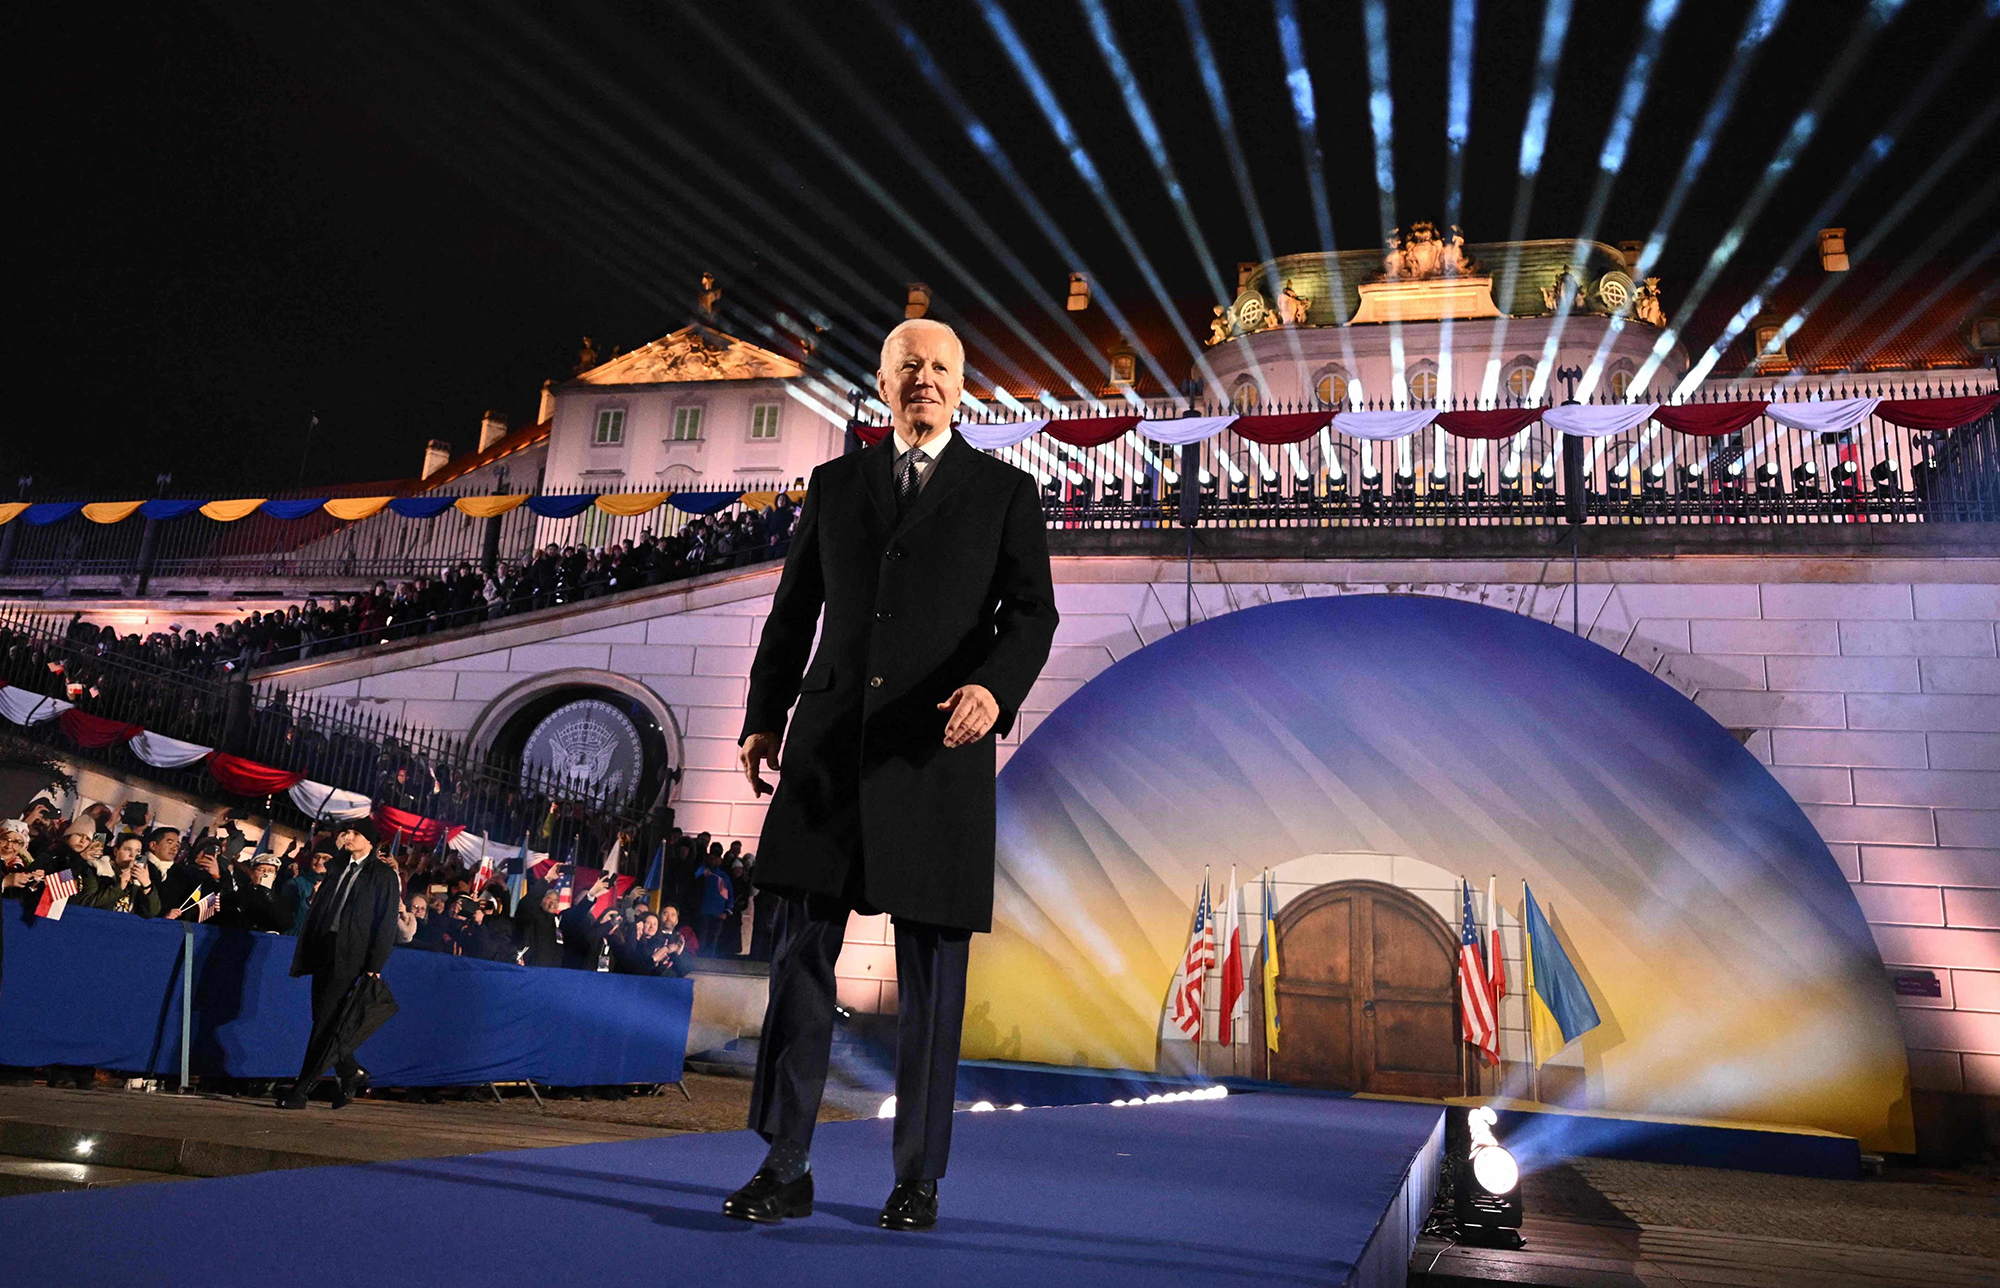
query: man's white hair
[{"left": 878, "top": 318, "right": 965, "bottom": 374}]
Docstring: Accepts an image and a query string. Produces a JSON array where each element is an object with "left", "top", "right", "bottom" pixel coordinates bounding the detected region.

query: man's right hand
[{"left": 739, "top": 732, "right": 782, "bottom": 797}]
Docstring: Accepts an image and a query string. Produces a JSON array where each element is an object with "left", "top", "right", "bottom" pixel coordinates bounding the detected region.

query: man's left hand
[{"left": 936, "top": 685, "right": 1000, "bottom": 749}]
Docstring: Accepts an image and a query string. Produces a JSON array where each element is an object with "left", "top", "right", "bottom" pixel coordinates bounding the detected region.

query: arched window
[
  {"left": 1231, "top": 376, "right": 1261, "bottom": 412},
  {"left": 1503, "top": 362, "right": 1535, "bottom": 402},
  {"left": 1313, "top": 368, "right": 1349, "bottom": 408},
  {"left": 1407, "top": 367, "right": 1438, "bottom": 404},
  {"left": 1608, "top": 365, "right": 1634, "bottom": 400}
]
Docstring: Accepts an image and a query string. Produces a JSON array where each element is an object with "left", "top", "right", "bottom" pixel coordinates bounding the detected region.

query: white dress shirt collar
[{"left": 891, "top": 426, "right": 953, "bottom": 460}]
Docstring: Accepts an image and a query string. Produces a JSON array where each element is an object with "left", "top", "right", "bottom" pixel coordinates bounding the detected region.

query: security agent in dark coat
[
  {"left": 727, "top": 319, "right": 1058, "bottom": 1231},
  {"left": 278, "top": 818, "right": 401, "bottom": 1109}
]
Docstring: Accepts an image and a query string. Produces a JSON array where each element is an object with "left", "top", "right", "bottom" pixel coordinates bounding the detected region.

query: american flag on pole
[
  {"left": 1460, "top": 880, "right": 1499, "bottom": 1066},
  {"left": 35, "top": 869, "right": 78, "bottom": 920},
  {"left": 196, "top": 890, "right": 222, "bottom": 923},
  {"left": 1172, "top": 870, "right": 1214, "bottom": 1040},
  {"left": 1218, "top": 866, "right": 1246, "bottom": 1045}
]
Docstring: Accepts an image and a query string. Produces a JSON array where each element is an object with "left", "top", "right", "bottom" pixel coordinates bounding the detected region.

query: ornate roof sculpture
[
  {"left": 566, "top": 324, "right": 804, "bottom": 386},
  {"left": 1209, "top": 233, "right": 1644, "bottom": 343}
]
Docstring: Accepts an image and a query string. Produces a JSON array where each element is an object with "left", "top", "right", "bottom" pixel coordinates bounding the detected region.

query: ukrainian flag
[
  {"left": 1262, "top": 870, "right": 1281, "bottom": 1053},
  {"left": 1523, "top": 883, "right": 1601, "bottom": 1066}
]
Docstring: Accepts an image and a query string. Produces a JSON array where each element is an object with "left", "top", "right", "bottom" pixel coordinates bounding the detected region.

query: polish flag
[{"left": 1218, "top": 867, "right": 1246, "bottom": 1045}]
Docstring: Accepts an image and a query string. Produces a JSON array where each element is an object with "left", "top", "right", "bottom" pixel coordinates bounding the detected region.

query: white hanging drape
[
  {"left": 1544, "top": 404, "right": 1661, "bottom": 438},
  {"left": 128, "top": 730, "right": 214, "bottom": 768},
  {"left": 0, "top": 687, "right": 71, "bottom": 726},
  {"left": 1137, "top": 415, "right": 1239, "bottom": 446},
  {"left": 1764, "top": 397, "right": 1882, "bottom": 435},
  {"left": 288, "top": 779, "right": 373, "bottom": 820},
  {"left": 958, "top": 418, "right": 1050, "bottom": 450},
  {"left": 1331, "top": 409, "right": 1439, "bottom": 441}
]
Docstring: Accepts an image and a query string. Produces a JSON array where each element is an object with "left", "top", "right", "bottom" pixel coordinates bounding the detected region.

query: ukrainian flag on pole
[
  {"left": 1262, "top": 869, "right": 1281, "bottom": 1054},
  {"left": 1523, "top": 882, "right": 1601, "bottom": 1066}
]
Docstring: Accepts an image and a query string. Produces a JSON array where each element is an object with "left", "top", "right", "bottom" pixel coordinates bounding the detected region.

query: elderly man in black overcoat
[
  {"left": 278, "top": 817, "right": 401, "bottom": 1110},
  {"left": 726, "top": 318, "right": 1057, "bottom": 1231}
]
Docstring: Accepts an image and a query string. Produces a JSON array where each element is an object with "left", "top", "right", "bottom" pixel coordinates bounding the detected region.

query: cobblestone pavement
[{"left": 1568, "top": 1156, "right": 2000, "bottom": 1258}]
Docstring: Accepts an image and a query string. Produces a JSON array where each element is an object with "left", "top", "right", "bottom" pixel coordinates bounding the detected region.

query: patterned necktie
[{"left": 896, "top": 447, "right": 923, "bottom": 511}]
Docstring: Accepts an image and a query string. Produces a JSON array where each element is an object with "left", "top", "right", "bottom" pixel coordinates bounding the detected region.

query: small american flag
[
  {"left": 196, "top": 890, "right": 221, "bottom": 922},
  {"left": 36, "top": 869, "right": 79, "bottom": 921},
  {"left": 1460, "top": 881, "right": 1499, "bottom": 1067},
  {"left": 1172, "top": 872, "right": 1215, "bottom": 1040}
]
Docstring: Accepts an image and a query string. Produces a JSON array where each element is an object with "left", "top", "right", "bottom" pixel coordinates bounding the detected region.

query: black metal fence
[
  {"left": 0, "top": 479, "right": 800, "bottom": 584},
  {"left": 0, "top": 607, "right": 648, "bottom": 858},
  {"left": 965, "top": 381, "right": 2000, "bottom": 528}
]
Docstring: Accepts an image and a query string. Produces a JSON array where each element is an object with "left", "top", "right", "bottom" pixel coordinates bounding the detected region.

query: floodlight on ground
[{"left": 1448, "top": 1105, "right": 1525, "bottom": 1248}]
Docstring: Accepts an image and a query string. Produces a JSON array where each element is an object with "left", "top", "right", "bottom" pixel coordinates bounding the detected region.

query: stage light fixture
[
  {"left": 75, "top": 1138, "right": 95, "bottom": 1157},
  {"left": 1756, "top": 460, "right": 1781, "bottom": 489},
  {"left": 1792, "top": 460, "right": 1821, "bottom": 494},
  {"left": 970, "top": 1101, "right": 996, "bottom": 1113},
  {"left": 1681, "top": 462, "right": 1706, "bottom": 489},
  {"left": 1834, "top": 459, "right": 1860, "bottom": 493},
  {"left": 1871, "top": 459, "right": 1902, "bottom": 491},
  {"left": 1393, "top": 466, "right": 1416, "bottom": 499},
  {"left": 1448, "top": 1105, "right": 1524, "bottom": 1248},
  {"left": 1429, "top": 465, "right": 1452, "bottom": 493}
]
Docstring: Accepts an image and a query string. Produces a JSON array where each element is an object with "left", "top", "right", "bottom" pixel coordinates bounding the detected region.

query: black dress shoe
[
  {"left": 330, "top": 1070, "right": 369, "bottom": 1110},
  {"left": 275, "top": 1085, "right": 310, "bottom": 1111},
  {"left": 722, "top": 1168, "right": 814, "bottom": 1223},
  {"left": 878, "top": 1179, "right": 937, "bottom": 1231}
]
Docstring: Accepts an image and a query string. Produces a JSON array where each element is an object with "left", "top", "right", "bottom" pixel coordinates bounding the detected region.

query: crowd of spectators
[
  {"left": 9, "top": 499, "right": 801, "bottom": 681},
  {"left": 2, "top": 788, "right": 773, "bottom": 1096}
]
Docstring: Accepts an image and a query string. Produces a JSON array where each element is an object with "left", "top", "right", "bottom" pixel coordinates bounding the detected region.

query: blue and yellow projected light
[{"left": 970, "top": 595, "right": 1912, "bottom": 1152}]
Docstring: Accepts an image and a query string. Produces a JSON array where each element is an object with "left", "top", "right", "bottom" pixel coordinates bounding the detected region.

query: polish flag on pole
[
  {"left": 1218, "top": 866, "right": 1246, "bottom": 1045},
  {"left": 1486, "top": 874, "right": 1507, "bottom": 1021}
]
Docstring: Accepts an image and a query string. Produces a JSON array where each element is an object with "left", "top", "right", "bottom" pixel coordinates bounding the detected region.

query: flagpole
[
  {"left": 1198, "top": 864, "right": 1209, "bottom": 1079},
  {"left": 1524, "top": 878, "right": 1541, "bottom": 1106}
]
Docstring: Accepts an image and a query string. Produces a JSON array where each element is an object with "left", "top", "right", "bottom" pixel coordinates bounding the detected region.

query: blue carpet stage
[{"left": 0, "top": 1094, "right": 1443, "bottom": 1288}]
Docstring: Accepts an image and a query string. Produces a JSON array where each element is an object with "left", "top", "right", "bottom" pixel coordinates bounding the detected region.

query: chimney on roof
[
  {"left": 537, "top": 379, "right": 556, "bottom": 424},
  {"left": 1237, "top": 262, "right": 1258, "bottom": 292},
  {"left": 478, "top": 410, "right": 509, "bottom": 453},
  {"left": 421, "top": 440, "right": 452, "bottom": 480},
  {"left": 1067, "top": 272, "right": 1091, "bottom": 311},
  {"left": 905, "top": 283, "right": 931, "bottom": 319},
  {"left": 1818, "top": 228, "right": 1849, "bottom": 272}
]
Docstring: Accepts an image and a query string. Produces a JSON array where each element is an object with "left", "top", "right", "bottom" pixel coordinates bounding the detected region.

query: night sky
[{"left": 17, "top": 0, "right": 1996, "bottom": 495}]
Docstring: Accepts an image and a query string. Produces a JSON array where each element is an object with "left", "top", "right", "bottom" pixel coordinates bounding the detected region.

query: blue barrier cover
[{"left": 0, "top": 904, "right": 691, "bottom": 1086}]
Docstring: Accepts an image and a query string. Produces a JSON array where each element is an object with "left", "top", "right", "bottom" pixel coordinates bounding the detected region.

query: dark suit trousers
[
  {"left": 295, "top": 966, "right": 364, "bottom": 1087},
  {"left": 748, "top": 893, "right": 969, "bottom": 1181}
]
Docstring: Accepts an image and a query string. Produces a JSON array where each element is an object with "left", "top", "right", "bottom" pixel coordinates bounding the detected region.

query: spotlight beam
[
  {"left": 869, "top": 0, "right": 1185, "bottom": 407},
  {"left": 1271, "top": 0, "right": 1366, "bottom": 398},
  {"left": 1574, "top": 0, "right": 1789, "bottom": 400},
  {"left": 1080, "top": 0, "right": 1280, "bottom": 401},
  {"left": 332, "top": 9, "right": 892, "bottom": 397},
  {"left": 1477, "top": 0, "right": 1577, "bottom": 406},
  {"left": 771, "top": 3, "right": 1120, "bottom": 406},
  {"left": 658, "top": 0, "right": 1110, "bottom": 404},
  {"left": 1750, "top": 109, "right": 2000, "bottom": 379},
  {"left": 1361, "top": 0, "right": 1413, "bottom": 403},
  {"left": 1628, "top": 0, "right": 1910, "bottom": 395},
  {"left": 1527, "top": 0, "right": 1683, "bottom": 403},
  {"left": 1437, "top": 0, "right": 1479, "bottom": 404},
  {"left": 1673, "top": 24, "right": 1992, "bottom": 397},
  {"left": 1175, "top": 0, "right": 1309, "bottom": 388},
  {"left": 976, "top": 0, "right": 1219, "bottom": 405}
]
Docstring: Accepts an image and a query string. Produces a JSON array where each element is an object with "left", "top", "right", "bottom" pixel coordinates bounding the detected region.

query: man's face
[
  {"left": 150, "top": 832, "right": 182, "bottom": 864},
  {"left": 24, "top": 803, "right": 57, "bottom": 836},
  {"left": 876, "top": 324, "right": 963, "bottom": 439},
  {"left": 541, "top": 891, "right": 559, "bottom": 913},
  {"left": 253, "top": 863, "right": 279, "bottom": 889},
  {"left": 660, "top": 906, "right": 679, "bottom": 931}
]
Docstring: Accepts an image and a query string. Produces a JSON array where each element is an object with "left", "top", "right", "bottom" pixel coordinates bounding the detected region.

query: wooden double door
[{"left": 1252, "top": 880, "right": 1463, "bottom": 1097}]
